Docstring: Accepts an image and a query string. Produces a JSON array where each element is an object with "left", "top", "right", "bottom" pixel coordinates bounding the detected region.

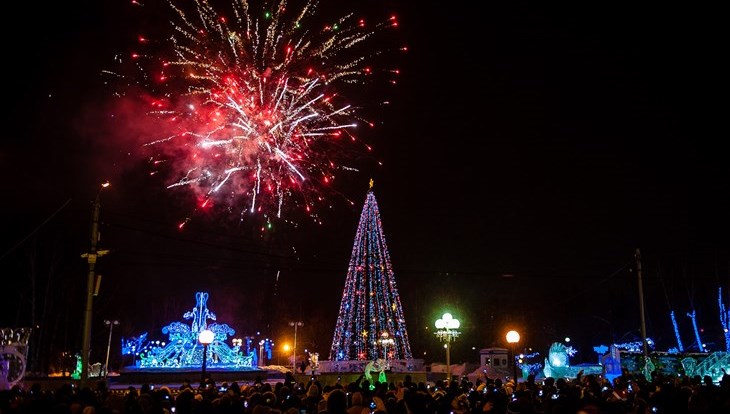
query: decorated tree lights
[
  {"left": 328, "top": 181, "right": 413, "bottom": 368},
  {"left": 686, "top": 310, "right": 706, "bottom": 352},
  {"left": 670, "top": 310, "right": 685, "bottom": 352},
  {"left": 719, "top": 288, "right": 730, "bottom": 352}
]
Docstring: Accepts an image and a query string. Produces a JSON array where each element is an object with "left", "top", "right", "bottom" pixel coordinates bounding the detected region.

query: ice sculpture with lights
[
  {"left": 543, "top": 342, "right": 602, "bottom": 379},
  {"left": 122, "top": 292, "right": 255, "bottom": 370},
  {"left": 681, "top": 352, "right": 730, "bottom": 383},
  {"left": 1, "top": 328, "right": 31, "bottom": 390}
]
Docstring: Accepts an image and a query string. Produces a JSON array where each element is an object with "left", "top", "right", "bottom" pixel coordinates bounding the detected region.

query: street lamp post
[
  {"left": 103, "top": 319, "right": 119, "bottom": 378},
  {"left": 80, "top": 181, "right": 110, "bottom": 388},
  {"left": 289, "top": 321, "right": 303, "bottom": 372},
  {"left": 199, "top": 329, "right": 214, "bottom": 385},
  {"left": 506, "top": 330, "right": 520, "bottom": 384},
  {"left": 435, "top": 313, "right": 460, "bottom": 384},
  {"left": 379, "top": 332, "right": 395, "bottom": 369},
  {"left": 259, "top": 340, "right": 265, "bottom": 367}
]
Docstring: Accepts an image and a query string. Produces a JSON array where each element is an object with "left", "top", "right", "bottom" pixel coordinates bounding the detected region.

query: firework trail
[{"left": 115, "top": 0, "right": 401, "bottom": 227}]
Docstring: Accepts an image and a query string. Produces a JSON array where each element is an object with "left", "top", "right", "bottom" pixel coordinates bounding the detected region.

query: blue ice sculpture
[{"left": 137, "top": 292, "right": 255, "bottom": 369}]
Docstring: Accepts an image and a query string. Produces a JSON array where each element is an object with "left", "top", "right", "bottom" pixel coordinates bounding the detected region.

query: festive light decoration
[
  {"left": 329, "top": 183, "right": 412, "bottom": 361},
  {"left": 719, "top": 288, "right": 730, "bottom": 352},
  {"left": 0, "top": 328, "right": 31, "bottom": 390},
  {"left": 258, "top": 338, "right": 274, "bottom": 365},
  {"left": 516, "top": 351, "right": 542, "bottom": 378},
  {"left": 110, "top": 0, "right": 403, "bottom": 225},
  {"left": 681, "top": 352, "right": 730, "bottom": 383},
  {"left": 612, "top": 339, "right": 655, "bottom": 353},
  {"left": 122, "top": 292, "right": 255, "bottom": 369},
  {"left": 670, "top": 310, "right": 684, "bottom": 352},
  {"left": 308, "top": 352, "right": 320, "bottom": 373},
  {"left": 543, "top": 342, "right": 602, "bottom": 379},
  {"left": 686, "top": 310, "right": 706, "bottom": 352}
]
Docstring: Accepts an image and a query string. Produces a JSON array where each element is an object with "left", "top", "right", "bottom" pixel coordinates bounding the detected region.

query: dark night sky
[{"left": 1, "top": 0, "right": 727, "bottom": 367}]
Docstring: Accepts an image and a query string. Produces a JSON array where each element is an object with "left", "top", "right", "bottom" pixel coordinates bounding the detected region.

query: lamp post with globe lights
[
  {"left": 506, "top": 330, "right": 520, "bottom": 384},
  {"left": 199, "top": 329, "right": 214, "bottom": 385},
  {"left": 379, "top": 332, "right": 395, "bottom": 369},
  {"left": 289, "top": 321, "right": 303, "bottom": 372},
  {"left": 103, "top": 319, "right": 119, "bottom": 378},
  {"left": 435, "top": 313, "right": 460, "bottom": 383}
]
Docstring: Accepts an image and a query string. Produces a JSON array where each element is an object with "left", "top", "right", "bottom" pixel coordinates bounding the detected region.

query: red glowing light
[{"left": 114, "top": 0, "right": 402, "bottom": 224}]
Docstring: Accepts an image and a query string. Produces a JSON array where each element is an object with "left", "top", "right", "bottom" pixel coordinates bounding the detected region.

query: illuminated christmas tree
[{"left": 329, "top": 181, "right": 413, "bottom": 362}]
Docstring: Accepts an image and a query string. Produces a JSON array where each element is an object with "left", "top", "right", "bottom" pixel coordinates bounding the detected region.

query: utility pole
[
  {"left": 80, "top": 183, "right": 110, "bottom": 388},
  {"left": 635, "top": 248, "right": 649, "bottom": 358}
]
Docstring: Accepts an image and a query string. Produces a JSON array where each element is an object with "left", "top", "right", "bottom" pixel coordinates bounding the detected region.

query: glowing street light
[
  {"left": 198, "top": 329, "right": 215, "bottom": 385},
  {"left": 435, "top": 313, "right": 460, "bottom": 383},
  {"left": 281, "top": 343, "right": 290, "bottom": 366},
  {"left": 506, "top": 330, "right": 520, "bottom": 384}
]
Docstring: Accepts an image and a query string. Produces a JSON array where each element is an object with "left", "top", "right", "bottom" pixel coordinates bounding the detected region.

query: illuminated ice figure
[
  {"left": 122, "top": 333, "right": 148, "bottom": 356},
  {"left": 681, "top": 351, "right": 730, "bottom": 383},
  {"left": 137, "top": 292, "right": 254, "bottom": 369},
  {"left": 543, "top": 342, "right": 602, "bottom": 379}
]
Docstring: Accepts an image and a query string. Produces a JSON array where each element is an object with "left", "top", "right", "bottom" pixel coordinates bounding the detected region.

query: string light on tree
[{"left": 330, "top": 181, "right": 413, "bottom": 362}]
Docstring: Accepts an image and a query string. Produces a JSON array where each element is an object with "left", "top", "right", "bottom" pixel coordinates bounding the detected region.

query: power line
[{"left": 0, "top": 198, "right": 72, "bottom": 262}]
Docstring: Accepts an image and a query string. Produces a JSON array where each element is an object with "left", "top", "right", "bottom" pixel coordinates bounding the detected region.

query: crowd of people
[{"left": 1, "top": 369, "right": 730, "bottom": 414}]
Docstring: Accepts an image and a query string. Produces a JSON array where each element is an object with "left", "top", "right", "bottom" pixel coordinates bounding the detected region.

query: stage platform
[
  {"left": 112, "top": 367, "right": 273, "bottom": 387},
  {"left": 20, "top": 359, "right": 434, "bottom": 392}
]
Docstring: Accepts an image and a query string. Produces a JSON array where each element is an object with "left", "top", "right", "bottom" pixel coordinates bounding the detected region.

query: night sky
[{"left": 1, "top": 0, "right": 726, "bottom": 370}]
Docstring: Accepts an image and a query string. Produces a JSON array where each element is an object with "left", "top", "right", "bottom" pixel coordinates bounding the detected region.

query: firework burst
[{"left": 115, "top": 0, "right": 401, "bottom": 227}]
